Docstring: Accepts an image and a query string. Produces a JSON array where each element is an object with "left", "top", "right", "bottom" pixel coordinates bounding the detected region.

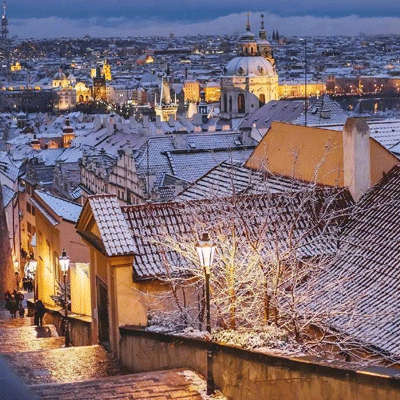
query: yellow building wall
[
  {"left": 246, "top": 122, "right": 344, "bottom": 186},
  {"left": 370, "top": 139, "right": 400, "bottom": 185},
  {"left": 245, "top": 122, "right": 399, "bottom": 188},
  {"left": 70, "top": 262, "right": 91, "bottom": 316},
  {"left": 115, "top": 266, "right": 178, "bottom": 327},
  {"left": 205, "top": 86, "right": 221, "bottom": 103},
  {"left": 184, "top": 81, "right": 200, "bottom": 103},
  {"left": 36, "top": 214, "right": 60, "bottom": 307},
  {"left": 36, "top": 211, "right": 90, "bottom": 308}
]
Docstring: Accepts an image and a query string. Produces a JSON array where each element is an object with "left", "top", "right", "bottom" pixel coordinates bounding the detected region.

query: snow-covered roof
[
  {"left": 177, "top": 160, "right": 312, "bottom": 201},
  {"left": 2, "top": 185, "right": 15, "bottom": 207},
  {"left": 34, "top": 190, "right": 82, "bottom": 223},
  {"left": 314, "top": 165, "right": 400, "bottom": 357},
  {"left": 79, "top": 188, "right": 351, "bottom": 281}
]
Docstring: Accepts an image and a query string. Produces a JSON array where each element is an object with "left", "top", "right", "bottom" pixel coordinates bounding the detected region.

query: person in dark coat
[
  {"left": 34, "top": 300, "right": 46, "bottom": 326},
  {"left": 8, "top": 297, "right": 17, "bottom": 318},
  {"left": 16, "top": 291, "right": 24, "bottom": 307},
  {"left": 4, "top": 291, "right": 11, "bottom": 311},
  {"left": 18, "top": 305, "right": 25, "bottom": 318}
]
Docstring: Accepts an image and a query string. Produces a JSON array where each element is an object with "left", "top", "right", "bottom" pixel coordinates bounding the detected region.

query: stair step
[
  {"left": 31, "top": 369, "right": 225, "bottom": 400},
  {"left": 3, "top": 345, "right": 127, "bottom": 386}
]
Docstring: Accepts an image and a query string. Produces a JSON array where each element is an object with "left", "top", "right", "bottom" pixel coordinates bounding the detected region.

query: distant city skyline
[{"left": 5, "top": 1, "right": 400, "bottom": 38}]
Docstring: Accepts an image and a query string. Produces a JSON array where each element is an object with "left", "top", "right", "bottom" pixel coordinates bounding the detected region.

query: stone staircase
[
  {"left": 31, "top": 369, "right": 221, "bottom": 400},
  {"left": 0, "top": 308, "right": 225, "bottom": 399}
]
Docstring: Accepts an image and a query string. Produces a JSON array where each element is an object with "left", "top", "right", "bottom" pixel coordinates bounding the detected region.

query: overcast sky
[{"left": 6, "top": 1, "right": 400, "bottom": 38}]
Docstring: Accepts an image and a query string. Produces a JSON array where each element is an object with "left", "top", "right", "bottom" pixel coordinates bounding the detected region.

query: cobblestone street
[{"left": 0, "top": 297, "right": 225, "bottom": 399}]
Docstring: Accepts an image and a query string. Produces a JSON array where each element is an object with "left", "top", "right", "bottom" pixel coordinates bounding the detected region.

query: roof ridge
[
  {"left": 87, "top": 193, "right": 117, "bottom": 199},
  {"left": 35, "top": 189, "right": 82, "bottom": 207}
]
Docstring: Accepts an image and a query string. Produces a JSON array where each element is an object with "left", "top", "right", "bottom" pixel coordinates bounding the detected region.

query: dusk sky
[{"left": 6, "top": 0, "right": 400, "bottom": 37}]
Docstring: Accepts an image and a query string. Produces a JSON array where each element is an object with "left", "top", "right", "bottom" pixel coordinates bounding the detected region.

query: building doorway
[{"left": 97, "top": 278, "right": 110, "bottom": 350}]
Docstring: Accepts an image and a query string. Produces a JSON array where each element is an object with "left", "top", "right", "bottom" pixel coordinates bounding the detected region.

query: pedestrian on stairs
[
  {"left": 4, "top": 291, "right": 11, "bottom": 311},
  {"left": 8, "top": 297, "right": 17, "bottom": 318},
  {"left": 18, "top": 304, "right": 25, "bottom": 318},
  {"left": 34, "top": 300, "right": 46, "bottom": 326}
]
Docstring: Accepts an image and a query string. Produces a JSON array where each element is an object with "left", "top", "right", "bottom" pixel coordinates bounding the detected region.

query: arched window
[
  {"left": 229, "top": 96, "right": 232, "bottom": 112},
  {"left": 224, "top": 93, "right": 227, "bottom": 112},
  {"left": 238, "top": 93, "right": 245, "bottom": 113},
  {"left": 259, "top": 94, "right": 265, "bottom": 107},
  {"left": 78, "top": 94, "right": 84, "bottom": 102},
  {"left": 245, "top": 47, "right": 248, "bottom": 54},
  {"left": 251, "top": 47, "right": 254, "bottom": 54}
]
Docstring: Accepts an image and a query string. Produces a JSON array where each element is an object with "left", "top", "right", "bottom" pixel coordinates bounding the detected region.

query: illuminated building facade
[
  {"left": 204, "top": 82, "right": 221, "bottom": 103},
  {"left": 154, "top": 79, "right": 178, "bottom": 122},
  {"left": 278, "top": 81, "right": 325, "bottom": 98},
  {"left": 183, "top": 80, "right": 200, "bottom": 103},
  {"left": 220, "top": 15, "right": 278, "bottom": 118}
]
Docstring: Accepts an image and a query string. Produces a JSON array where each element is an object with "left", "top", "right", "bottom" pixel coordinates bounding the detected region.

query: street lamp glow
[
  {"left": 59, "top": 249, "right": 70, "bottom": 275},
  {"left": 195, "top": 232, "right": 216, "bottom": 273},
  {"left": 29, "top": 259, "right": 37, "bottom": 273},
  {"left": 59, "top": 249, "right": 70, "bottom": 347}
]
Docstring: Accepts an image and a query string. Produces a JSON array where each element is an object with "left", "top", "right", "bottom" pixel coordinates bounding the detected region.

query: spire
[
  {"left": 159, "top": 77, "right": 164, "bottom": 107},
  {"left": 246, "top": 12, "right": 251, "bottom": 32},
  {"left": 259, "top": 13, "right": 267, "bottom": 40},
  {"left": 2, "top": 2, "right": 5, "bottom": 18}
]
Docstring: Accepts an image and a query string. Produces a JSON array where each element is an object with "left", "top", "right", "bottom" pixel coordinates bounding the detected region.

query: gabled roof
[
  {"left": 79, "top": 194, "right": 135, "bottom": 257},
  {"left": 34, "top": 190, "right": 82, "bottom": 223},
  {"left": 238, "top": 100, "right": 304, "bottom": 130},
  {"left": 75, "top": 186, "right": 351, "bottom": 281},
  {"left": 177, "top": 160, "right": 313, "bottom": 201},
  {"left": 293, "top": 95, "right": 350, "bottom": 126},
  {"left": 314, "top": 165, "right": 400, "bottom": 356},
  {"left": 2, "top": 185, "right": 16, "bottom": 208}
]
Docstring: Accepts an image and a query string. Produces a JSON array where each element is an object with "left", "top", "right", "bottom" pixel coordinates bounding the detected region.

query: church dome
[
  {"left": 257, "top": 38, "right": 271, "bottom": 46},
  {"left": 224, "top": 56, "right": 275, "bottom": 77},
  {"left": 53, "top": 71, "right": 67, "bottom": 80},
  {"left": 238, "top": 30, "right": 256, "bottom": 42}
]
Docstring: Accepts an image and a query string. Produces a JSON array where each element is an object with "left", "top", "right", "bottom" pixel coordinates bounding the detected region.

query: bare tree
[{"left": 138, "top": 155, "right": 398, "bottom": 366}]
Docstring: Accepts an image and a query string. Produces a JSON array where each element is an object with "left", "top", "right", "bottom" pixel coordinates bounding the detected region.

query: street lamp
[
  {"left": 59, "top": 249, "right": 70, "bottom": 347},
  {"left": 195, "top": 232, "right": 216, "bottom": 395}
]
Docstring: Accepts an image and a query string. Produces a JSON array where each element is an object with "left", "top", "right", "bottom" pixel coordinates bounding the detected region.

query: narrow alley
[{"left": 0, "top": 296, "right": 225, "bottom": 400}]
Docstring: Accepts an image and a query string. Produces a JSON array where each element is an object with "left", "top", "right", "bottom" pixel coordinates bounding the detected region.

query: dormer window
[{"left": 237, "top": 67, "right": 245, "bottom": 76}]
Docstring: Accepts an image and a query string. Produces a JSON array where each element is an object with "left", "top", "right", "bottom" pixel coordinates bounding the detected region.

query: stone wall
[
  {"left": 27, "top": 301, "right": 92, "bottom": 347},
  {"left": 120, "top": 327, "right": 400, "bottom": 400}
]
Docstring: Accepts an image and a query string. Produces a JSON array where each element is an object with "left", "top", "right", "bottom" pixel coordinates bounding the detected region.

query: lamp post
[
  {"left": 195, "top": 232, "right": 216, "bottom": 395},
  {"left": 300, "top": 38, "right": 308, "bottom": 126},
  {"left": 59, "top": 249, "right": 70, "bottom": 347}
]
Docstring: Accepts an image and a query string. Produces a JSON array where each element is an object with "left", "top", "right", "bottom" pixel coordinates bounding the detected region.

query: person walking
[
  {"left": 16, "top": 291, "right": 24, "bottom": 307},
  {"left": 8, "top": 296, "right": 17, "bottom": 318},
  {"left": 34, "top": 300, "right": 46, "bottom": 326},
  {"left": 4, "top": 291, "right": 11, "bottom": 311}
]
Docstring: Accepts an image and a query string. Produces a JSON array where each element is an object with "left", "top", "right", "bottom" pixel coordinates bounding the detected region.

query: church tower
[
  {"left": 257, "top": 14, "right": 274, "bottom": 66},
  {"left": 220, "top": 14, "right": 278, "bottom": 118},
  {"left": 103, "top": 58, "right": 112, "bottom": 81},
  {"left": 1, "top": 2, "right": 8, "bottom": 41},
  {"left": 154, "top": 78, "right": 178, "bottom": 122}
]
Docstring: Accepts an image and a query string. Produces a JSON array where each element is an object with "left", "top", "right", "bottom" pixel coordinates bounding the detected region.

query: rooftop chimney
[{"left": 343, "top": 118, "right": 370, "bottom": 201}]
